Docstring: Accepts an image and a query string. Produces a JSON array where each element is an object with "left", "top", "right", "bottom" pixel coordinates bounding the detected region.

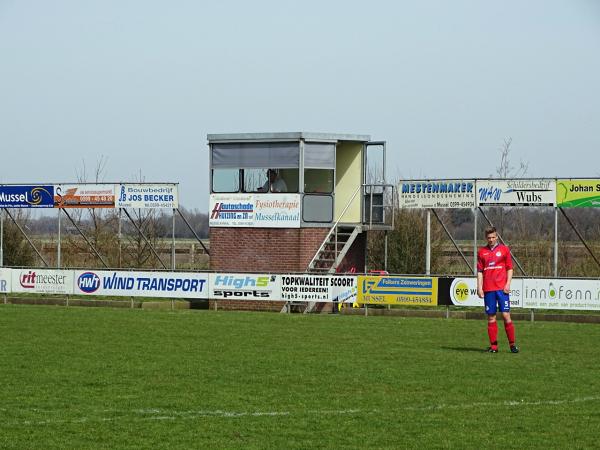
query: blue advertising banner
[{"left": 0, "top": 185, "right": 54, "bottom": 208}]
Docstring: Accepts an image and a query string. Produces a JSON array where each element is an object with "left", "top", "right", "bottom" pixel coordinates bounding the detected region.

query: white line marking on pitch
[{"left": 2, "top": 396, "right": 599, "bottom": 427}]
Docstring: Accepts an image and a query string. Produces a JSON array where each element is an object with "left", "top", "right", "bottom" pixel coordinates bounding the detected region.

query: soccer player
[{"left": 477, "top": 226, "right": 519, "bottom": 353}]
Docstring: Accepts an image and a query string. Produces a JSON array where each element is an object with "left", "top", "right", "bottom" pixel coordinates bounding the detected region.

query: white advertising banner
[
  {"left": 280, "top": 275, "right": 332, "bottom": 302},
  {"left": 476, "top": 179, "right": 555, "bottom": 206},
  {"left": 209, "top": 273, "right": 281, "bottom": 301},
  {"left": 331, "top": 276, "right": 358, "bottom": 304},
  {"left": 209, "top": 194, "right": 254, "bottom": 227},
  {"left": 209, "top": 194, "right": 301, "bottom": 228},
  {"left": 399, "top": 180, "right": 476, "bottom": 209},
  {"left": 54, "top": 184, "right": 116, "bottom": 208},
  {"left": 254, "top": 194, "right": 301, "bottom": 228},
  {"left": 522, "top": 278, "right": 600, "bottom": 310},
  {"left": 115, "top": 184, "right": 179, "bottom": 209},
  {"left": 73, "top": 270, "right": 208, "bottom": 298},
  {"left": 12, "top": 269, "right": 74, "bottom": 295},
  {"left": 0, "top": 268, "right": 11, "bottom": 293},
  {"left": 279, "top": 275, "right": 358, "bottom": 303},
  {"left": 449, "top": 277, "right": 522, "bottom": 308}
]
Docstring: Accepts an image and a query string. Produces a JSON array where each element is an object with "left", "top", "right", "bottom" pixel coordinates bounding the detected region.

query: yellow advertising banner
[
  {"left": 357, "top": 276, "right": 438, "bottom": 306},
  {"left": 556, "top": 179, "right": 600, "bottom": 208}
]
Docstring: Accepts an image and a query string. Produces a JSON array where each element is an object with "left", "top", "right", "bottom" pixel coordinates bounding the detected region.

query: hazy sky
[{"left": 1, "top": 0, "right": 599, "bottom": 211}]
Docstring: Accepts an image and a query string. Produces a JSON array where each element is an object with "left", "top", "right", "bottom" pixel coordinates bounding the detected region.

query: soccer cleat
[
  {"left": 510, "top": 345, "right": 520, "bottom": 353},
  {"left": 487, "top": 347, "right": 498, "bottom": 353}
]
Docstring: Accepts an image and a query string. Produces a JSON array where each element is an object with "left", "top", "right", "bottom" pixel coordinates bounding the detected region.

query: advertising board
[
  {"left": 209, "top": 194, "right": 301, "bottom": 228},
  {"left": 11, "top": 269, "right": 73, "bottom": 295},
  {"left": 399, "top": 180, "right": 475, "bottom": 209},
  {"left": 54, "top": 184, "right": 115, "bottom": 208},
  {"left": 280, "top": 275, "right": 332, "bottom": 302},
  {"left": 73, "top": 270, "right": 208, "bottom": 298},
  {"left": 0, "top": 268, "right": 11, "bottom": 293},
  {"left": 476, "top": 179, "right": 555, "bottom": 206},
  {"left": 209, "top": 194, "right": 254, "bottom": 227},
  {"left": 209, "top": 273, "right": 280, "bottom": 300},
  {"left": 556, "top": 179, "right": 600, "bottom": 208},
  {"left": 331, "top": 276, "right": 358, "bottom": 304},
  {"left": 0, "top": 185, "right": 54, "bottom": 208},
  {"left": 357, "top": 276, "right": 438, "bottom": 306},
  {"left": 522, "top": 278, "right": 600, "bottom": 310},
  {"left": 448, "top": 277, "right": 522, "bottom": 308},
  {"left": 254, "top": 194, "right": 301, "bottom": 228},
  {"left": 115, "top": 184, "right": 179, "bottom": 209}
]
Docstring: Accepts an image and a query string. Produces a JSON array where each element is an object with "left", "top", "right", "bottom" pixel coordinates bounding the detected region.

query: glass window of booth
[
  {"left": 303, "top": 142, "right": 335, "bottom": 193},
  {"left": 212, "top": 168, "right": 239, "bottom": 192},
  {"left": 303, "top": 169, "right": 333, "bottom": 193},
  {"left": 245, "top": 168, "right": 298, "bottom": 193},
  {"left": 211, "top": 142, "right": 300, "bottom": 193}
]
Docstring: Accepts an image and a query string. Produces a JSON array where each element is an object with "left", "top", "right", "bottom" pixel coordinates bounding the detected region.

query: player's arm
[
  {"left": 476, "top": 250, "right": 484, "bottom": 298},
  {"left": 504, "top": 248, "right": 514, "bottom": 293},
  {"left": 477, "top": 271, "right": 484, "bottom": 298},
  {"left": 504, "top": 269, "right": 513, "bottom": 294}
]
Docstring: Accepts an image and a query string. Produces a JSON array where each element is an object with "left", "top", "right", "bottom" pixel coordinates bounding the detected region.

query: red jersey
[{"left": 477, "top": 243, "right": 513, "bottom": 292}]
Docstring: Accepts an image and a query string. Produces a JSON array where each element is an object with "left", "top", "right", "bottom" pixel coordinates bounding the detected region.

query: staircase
[{"left": 307, "top": 224, "right": 362, "bottom": 274}]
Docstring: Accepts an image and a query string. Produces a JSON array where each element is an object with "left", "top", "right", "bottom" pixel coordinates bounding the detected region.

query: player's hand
[
  {"left": 503, "top": 284, "right": 511, "bottom": 294},
  {"left": 477, "top": 288, "right": 484, "bottom": 299}
]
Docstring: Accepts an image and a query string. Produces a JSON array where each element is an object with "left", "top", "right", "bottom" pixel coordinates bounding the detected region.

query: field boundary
[{"left": 2, "top": 296, "right": 600, "bottom": 323}]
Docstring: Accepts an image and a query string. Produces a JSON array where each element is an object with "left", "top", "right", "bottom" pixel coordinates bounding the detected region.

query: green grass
[{"left": 1, "top": 305, "right": 599, "bottom": 449}]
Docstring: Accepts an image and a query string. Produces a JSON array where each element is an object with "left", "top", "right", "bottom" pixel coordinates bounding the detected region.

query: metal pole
[
  {"left": 384, "top": 230, "right": 388, "bottom": 272},
  {"left": 0, "top": 209, "right": 3, "bottom": 267},
  {"left": 171, "top": 208, "right": 176, "bottom": 270},
  {"left": 57, "top": 208, "right": 61, "bottom": 268},
  {"left": 554, "top": 207, "right": 558, "bottom": 277},
  {"left": 175, "top": 209, "right": 209, "bottom": 254},
  {"left": 473, "top": 207, "right": 478, "bottom": 276},
  {"left": 62, "top": 209, "right": 109, "bottom": 268},
  {"left": 122, "top": 208, "right": 168, "bottom": 269},
  {"left": 431, "top": 208, "right": 473, "bottom": 273},
  {"left": 118, "top": 208, "right": 122, "bottom": 268},
  {"left": 426, "top": 209, "right": 431, "bottom": 275},
  {"left": 3, "top": 208, "right": 49, "bottom": 267},
  {"left": 559, "top": 207, "right": 600, "bottom": 270},
  {"left": 478, "top": 207, "right": 527, "bottom": 276}
]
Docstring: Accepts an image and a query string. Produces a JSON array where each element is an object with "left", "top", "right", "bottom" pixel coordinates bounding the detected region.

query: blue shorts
[{"left": 484, "top": 290, "right": 510, "bottom": 314}]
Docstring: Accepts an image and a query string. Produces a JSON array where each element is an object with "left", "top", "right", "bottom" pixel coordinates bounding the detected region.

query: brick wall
[
  {"left": 208, "top": 299, "right": 285, "bottom": 312},
  {"left": 209, "top": 226, "right": 366, "bottom": 311},
  {"left": 210, "top": 227, "right": 331, "bottom": 273}
]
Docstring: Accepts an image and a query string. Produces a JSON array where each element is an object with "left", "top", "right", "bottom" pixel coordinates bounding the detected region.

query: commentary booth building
[{"left": 208, "top": 132, "right": 395, "bottom": 280}]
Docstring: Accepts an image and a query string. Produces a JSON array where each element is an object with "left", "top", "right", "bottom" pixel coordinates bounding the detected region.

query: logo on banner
[
  {"left": 18, "top": 270, "right": 68, "bottom": 290},
  {"left": 359, "top": 276, "right": 438, "bottom": 305},
  {"left": 0, "top": 186, "right": 54, "bottom": 208},
  {"left": 78, "top": 272, "right": 100, "bottom": 293},
  {"left": 476, "top": 180, "right": 555, "bottom": 206},
  {"left": 453, "top": 281, "right": 470, "bottom": 302},
  {"left": 556, "top": 180, "right": 600, "bottom": 208},
  {"left": 524, "top": 281, "right": 600, "bottom": 302},
  {"left": 399, "top": 180, "right": 475, "bottom": 209},
  {"left": 210, "top": 202, "right": 254, "bottom": 220},
  {"left": 115, "top": 184, "right": 178, "bottom": 209},
  {"left": 54, "top": 184, "right": 115, "bottom": 208},
  {"left": 212, "top": 274, "right": 275, "bottom": 298}
]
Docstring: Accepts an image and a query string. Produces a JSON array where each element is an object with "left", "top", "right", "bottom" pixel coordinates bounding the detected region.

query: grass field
[{"left": 1, "top": 305, "right": 599, "bottom": 449}]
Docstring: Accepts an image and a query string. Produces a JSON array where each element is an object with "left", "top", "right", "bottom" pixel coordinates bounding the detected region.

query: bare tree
[
  {"left": 63, "top": 156, "right": 119, "bottom": 267},
  {"left": 493, "top": 137, "right": 528, "bottom": 179}
]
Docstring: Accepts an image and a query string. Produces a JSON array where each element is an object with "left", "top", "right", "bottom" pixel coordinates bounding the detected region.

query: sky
[{"left": 1, "top": 0, "right": 599, "bottom": 212}]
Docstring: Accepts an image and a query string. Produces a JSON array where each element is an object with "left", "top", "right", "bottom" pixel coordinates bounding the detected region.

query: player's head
[
  {"left": 484, "top": 226, "right": 498, "bottom": 247},
  {"left": 267, "top": 169, "right": 277, "bottom": 182}
]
